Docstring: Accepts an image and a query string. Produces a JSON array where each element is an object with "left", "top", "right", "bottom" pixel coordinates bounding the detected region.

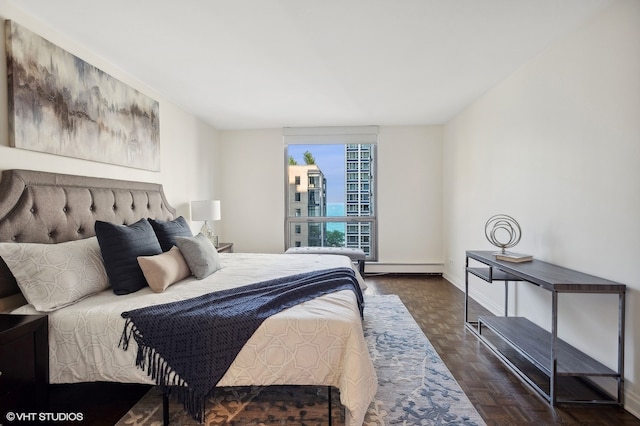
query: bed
[{"left": 0, "top": 169, "right": 377, "bottom": 425}]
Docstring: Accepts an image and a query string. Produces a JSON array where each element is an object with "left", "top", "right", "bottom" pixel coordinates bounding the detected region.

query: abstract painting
[{"left": 5, "top": 20, "right": 160, "bottom": 171}]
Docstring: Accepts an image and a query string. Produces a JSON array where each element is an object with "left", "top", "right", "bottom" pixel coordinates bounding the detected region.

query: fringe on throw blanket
[{"left": 120, "top": 324, "right": 204, "bottom": 419}]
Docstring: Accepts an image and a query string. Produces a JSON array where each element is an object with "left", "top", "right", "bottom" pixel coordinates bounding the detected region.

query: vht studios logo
[{"left": 4, "top": 412, "right": 84, "bottom": 423}]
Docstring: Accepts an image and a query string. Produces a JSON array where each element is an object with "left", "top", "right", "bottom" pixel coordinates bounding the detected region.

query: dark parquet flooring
[
  {"left": 48, "top": 274, "right": 639, "bottom": 425},
  {"left": 364, "top": 274, "right": 640, "bottom": 426}
]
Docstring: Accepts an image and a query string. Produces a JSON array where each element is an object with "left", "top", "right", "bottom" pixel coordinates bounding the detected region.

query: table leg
[{"left": 550, "top": 291, "right": 558, "bottom": 405}]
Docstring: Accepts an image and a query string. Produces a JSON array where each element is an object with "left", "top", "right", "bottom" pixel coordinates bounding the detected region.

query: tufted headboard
[{"left": 0, "top": 169, "right": 176, "bottom": 310}]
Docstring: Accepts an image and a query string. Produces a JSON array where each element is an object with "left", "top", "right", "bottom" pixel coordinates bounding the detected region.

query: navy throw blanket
[{"left": 120, "top": 267, "right": 363, "bottom": 422}]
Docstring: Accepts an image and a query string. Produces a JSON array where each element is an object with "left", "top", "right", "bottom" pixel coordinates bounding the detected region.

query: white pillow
[{"left": 0, "top": 237, "right": 109, "bottom": 312}]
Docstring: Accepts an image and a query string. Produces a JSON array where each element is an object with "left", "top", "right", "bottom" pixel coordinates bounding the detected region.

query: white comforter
[{"left": 13, "top": 253, "right": 377, "bottom": 425}]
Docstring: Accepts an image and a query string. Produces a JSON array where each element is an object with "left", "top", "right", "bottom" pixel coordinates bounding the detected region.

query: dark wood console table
[{"left": 464, "top": 250, "right": 625, "bottom": 406}]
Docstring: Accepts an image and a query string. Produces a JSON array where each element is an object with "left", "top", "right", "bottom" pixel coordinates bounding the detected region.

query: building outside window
[
  {"left": 287, "top": 164, "right": 327, "bottom": 246},
  {"left": 284, "top": 126, "right": 377, "bottom": 259}
]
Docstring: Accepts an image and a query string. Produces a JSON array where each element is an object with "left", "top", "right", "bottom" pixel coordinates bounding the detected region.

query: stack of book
[{"left": 494, "top": 252, "right": 533, "bottom": 263}]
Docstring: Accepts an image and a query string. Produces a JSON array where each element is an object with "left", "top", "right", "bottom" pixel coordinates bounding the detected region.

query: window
[{"left": 284, "top": 126, "right": 378, "bottom": 260}]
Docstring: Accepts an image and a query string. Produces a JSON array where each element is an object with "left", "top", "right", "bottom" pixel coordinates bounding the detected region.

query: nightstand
[
  {"left": 216, "top": 242, "right": 234, "bottom": 253},
  {"left": 0, "top": 314, "right": 49, "bottom": 413}
]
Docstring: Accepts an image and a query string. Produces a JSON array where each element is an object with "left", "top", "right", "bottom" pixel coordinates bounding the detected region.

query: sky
[{"left": 287, "top": 144, "right": 345, "bottom": 203}]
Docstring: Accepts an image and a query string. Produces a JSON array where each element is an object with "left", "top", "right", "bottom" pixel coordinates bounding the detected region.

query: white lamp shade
[{"left": 191, "top": 200, "right": 221, "bottom": 221}]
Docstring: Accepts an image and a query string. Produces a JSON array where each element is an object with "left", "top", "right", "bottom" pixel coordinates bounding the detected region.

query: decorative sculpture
[{"left": 485, "top": 214, "right": 522, "bottom": 254}]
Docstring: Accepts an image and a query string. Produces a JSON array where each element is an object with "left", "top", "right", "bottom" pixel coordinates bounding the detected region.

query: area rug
[{"left": 116, "top": 295, "right": 485, "bottom": 425}]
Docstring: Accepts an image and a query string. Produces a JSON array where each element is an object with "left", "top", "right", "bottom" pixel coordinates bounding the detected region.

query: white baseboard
[
  {"left": 444, "top": 272, "right": 504, "bottom": 316},
  {"left": 365, "top": 262, "right": 444, "bottom": 275},
  {"left": 624, "top": 390, "right": 640, "bottom": 420}
]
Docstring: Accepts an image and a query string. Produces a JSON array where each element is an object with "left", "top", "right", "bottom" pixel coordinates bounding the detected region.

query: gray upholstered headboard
[{"left": 0, "top": 169, "right": 176, "bottom": 310}]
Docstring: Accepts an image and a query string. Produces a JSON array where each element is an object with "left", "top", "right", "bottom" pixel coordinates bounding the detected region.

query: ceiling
[{"left": 12, "top": 0, "right": 612, "bottom": 130}]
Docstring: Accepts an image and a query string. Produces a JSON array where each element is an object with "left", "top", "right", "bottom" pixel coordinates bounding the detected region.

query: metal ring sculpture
[{"left": 485, "top": 214, "right": 521, "bottom": 254}]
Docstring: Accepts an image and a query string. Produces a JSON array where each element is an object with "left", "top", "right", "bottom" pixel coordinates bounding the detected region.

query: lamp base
[{"left": 200, "top": 221, "right": 219, "bottom": 247}]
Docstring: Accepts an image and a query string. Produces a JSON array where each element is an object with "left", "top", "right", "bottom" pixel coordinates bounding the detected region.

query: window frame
[{"left": 283, "top": 127, "right": 378, "bottom": 260}]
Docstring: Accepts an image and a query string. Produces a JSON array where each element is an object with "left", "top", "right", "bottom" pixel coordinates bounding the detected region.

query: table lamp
[{"left": 191, "top": 200, "right": 221, "bottom": 247}]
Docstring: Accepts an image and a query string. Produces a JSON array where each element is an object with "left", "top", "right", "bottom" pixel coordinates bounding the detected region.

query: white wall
[
  {"left": 0, "top": 1, "right": 221, "bottom": 230},
  {"left": 374, "top": 126, "right": 443, "bottom": 273},
  {"left": 219, "top": 125, "right": 444, "bottom": 271},
  {"left": 443, "top": 0, "right": 640, "bottom": 415},
  {"left": 218, "top": 128, "right": 285, "bottom": 253}
]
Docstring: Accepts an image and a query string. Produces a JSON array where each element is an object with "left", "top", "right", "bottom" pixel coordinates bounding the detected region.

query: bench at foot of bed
[{"left": 285, "top": 247, "right": 366, "bottom": 275}]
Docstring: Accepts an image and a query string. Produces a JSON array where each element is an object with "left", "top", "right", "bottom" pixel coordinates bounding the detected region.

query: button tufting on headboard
[{"left": 0, "top": 169, "right": 177, "bottom": 306}]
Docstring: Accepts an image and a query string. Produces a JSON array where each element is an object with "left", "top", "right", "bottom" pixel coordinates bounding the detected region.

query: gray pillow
[{"left": 174, "top": 233, "right": 221, "bottom": 279}]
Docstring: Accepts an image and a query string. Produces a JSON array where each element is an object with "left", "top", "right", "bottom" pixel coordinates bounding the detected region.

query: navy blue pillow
[
  {"left": 95, "top": 218, "right": 162, "bottom": 295},
  {"left": 148, "top": 216, "right": 193, "bottom": 252}
]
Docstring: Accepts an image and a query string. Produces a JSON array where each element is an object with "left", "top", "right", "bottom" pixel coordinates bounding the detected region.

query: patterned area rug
[{"left": 116, "top": 295, "right": 485, "bottom": 425}]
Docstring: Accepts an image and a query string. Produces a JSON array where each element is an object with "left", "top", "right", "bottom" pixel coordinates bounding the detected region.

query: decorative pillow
[
  {"left": 95, "top": 218, "right": 163, "bottom": 295},
  {"left": 174, "top": 233, "right": 221, "bottom": 279},
  {"left": 0, "top": 237, "right": 109, "bottom": 312},
  {"left": 148, "top": 216, "right": 193, "bottom": 252},
  {"left": 137, "top": 247, "right": 191, "bottom": 293}
]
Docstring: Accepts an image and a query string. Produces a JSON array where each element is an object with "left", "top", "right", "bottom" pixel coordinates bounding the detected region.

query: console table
[{"left": 464, "top": 250, "right": 626, "bottom": 406}]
